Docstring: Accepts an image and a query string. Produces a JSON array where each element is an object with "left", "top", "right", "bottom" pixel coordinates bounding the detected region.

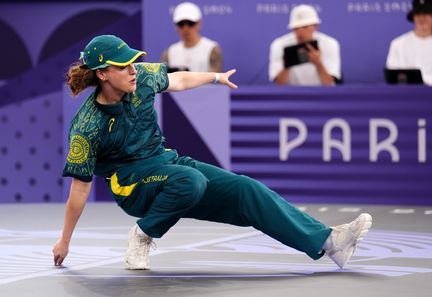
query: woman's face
[{"left": 101, "top": 63, "right": 138, "bottom": 94}]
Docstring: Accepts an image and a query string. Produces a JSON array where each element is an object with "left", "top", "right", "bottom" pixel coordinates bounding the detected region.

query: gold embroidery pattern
[
  {"left": 67, "top": 135, "right": 90, "bottom": 164},
  {"left": 131, "top": 93, "right": 142, "bottom": 108},
  {"left": 135, "top": 63, "right": 168, "bottom": 93},
  {"left": 143, "top": 63, "right": 160, "bottom": 73}
]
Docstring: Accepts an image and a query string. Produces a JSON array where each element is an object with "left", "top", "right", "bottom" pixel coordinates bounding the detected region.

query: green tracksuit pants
[{"left": 109, "top": 150, "right": 331, "bottom": 260}]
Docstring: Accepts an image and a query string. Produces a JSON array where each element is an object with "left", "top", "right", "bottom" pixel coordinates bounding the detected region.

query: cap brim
[
  {"left": 288, "top": 19, "right": 321, "bottom": 30},
  {"left": 106, "top": 49, "right": 147, "bottom": 67},
  {"left": 407, "top": 7, "right": 432, "bottom": 22},
  {"left": 173, "top": 14, "right": 200, "bottom": 23}
]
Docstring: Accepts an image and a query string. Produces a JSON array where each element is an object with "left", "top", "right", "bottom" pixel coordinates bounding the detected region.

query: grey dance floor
[{"left": 1, "top": 203, "right": 431, "bottom": 297}]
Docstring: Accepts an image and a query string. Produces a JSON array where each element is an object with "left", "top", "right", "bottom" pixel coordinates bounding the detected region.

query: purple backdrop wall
[
  {"left": 142, "top": 0, "right": 413, "bottom": 84},
  {"left": 0, "top": 2, "right": 140, "bottom": 203},
  {"left": 0, "top": 1, "right": 429, "bottom": 205},
  {"left": 231, "top": 85, "right": 432, "bottom": 205}
]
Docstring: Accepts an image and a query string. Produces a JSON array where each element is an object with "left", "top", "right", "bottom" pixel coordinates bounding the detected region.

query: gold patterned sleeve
[
  {"left": 135, "top": 62, "right": 169, "bottom": 94},
  {"left": 62, "top": 132, "right": 96, "bottom": 182}
]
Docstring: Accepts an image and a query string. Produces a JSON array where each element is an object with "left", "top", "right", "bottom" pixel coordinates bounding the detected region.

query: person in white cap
[
  {"left": 269, "top": 4, "right": 341, "bottom": 86},
  {"left": 386, "top": 0, "right": 432, "bottom": 85},
  {"left": 161, "top": 2, "right": 223, "bottom": 73}
]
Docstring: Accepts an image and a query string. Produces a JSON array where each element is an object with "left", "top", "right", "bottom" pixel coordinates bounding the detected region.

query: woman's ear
[{"left": 95, "top": 69, "right": 107, "bottom": 81}]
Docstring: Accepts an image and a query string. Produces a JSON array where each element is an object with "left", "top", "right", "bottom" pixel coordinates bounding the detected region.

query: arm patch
[{"left": 67, "top": 134, "right": 90, "bottom": 164}]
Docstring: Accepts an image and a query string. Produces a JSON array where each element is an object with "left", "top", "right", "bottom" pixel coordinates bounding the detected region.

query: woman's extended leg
[{"left": 176, "top": 157, "right": 331, "bottom": 260}]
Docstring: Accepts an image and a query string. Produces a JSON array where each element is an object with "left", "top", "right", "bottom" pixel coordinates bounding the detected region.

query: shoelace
[{"left": 135, "top": 236, "right": 156, "bottom": 257}]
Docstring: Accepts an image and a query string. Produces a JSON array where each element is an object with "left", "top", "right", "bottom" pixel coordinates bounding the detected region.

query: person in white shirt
[
  {"left": 269, "top": 4, "right": 341, "bottom": 86},
  {"left": 161, "top": 2, "right": 222, "bottom": 73},
  {"left": 386, "top": 0, "right": 432, "bottom": 85}
]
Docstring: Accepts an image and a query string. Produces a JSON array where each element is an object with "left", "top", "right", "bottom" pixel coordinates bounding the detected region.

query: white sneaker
[
  {"left": 324, "top": 213, "right": 372, "bottom": 269},
  {"left": 124, "top": 225, "right": 153, "bottom": 270}
]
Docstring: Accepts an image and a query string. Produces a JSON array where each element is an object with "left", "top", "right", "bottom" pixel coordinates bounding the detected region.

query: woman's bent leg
[{"left": 112, "top": 163, "right": 208, "bottom": 238}]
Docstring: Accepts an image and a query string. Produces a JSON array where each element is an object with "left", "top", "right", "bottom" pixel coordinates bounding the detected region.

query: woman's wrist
[{"left": 213, "top": 73, "right": 220, "bottom": 84}]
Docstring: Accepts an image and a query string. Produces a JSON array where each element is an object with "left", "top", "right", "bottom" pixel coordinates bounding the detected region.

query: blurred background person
[
  {"left": 386, "top": 0, "right": 432, "bottom": 85},
  {"left": 161, "top": 2, "right": 223, "bottom": 73},
  {"left": 268, "top": 4, "right": 341, "bottom": 86}
]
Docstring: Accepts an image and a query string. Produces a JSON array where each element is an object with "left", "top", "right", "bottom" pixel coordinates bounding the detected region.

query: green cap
[{"left": 81, "top": 35, "right": 146, "bottom": 70}]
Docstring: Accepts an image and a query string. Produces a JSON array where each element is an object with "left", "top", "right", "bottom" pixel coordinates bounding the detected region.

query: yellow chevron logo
[{"left": 110, "top": 173, "right": 138, "bottom": 197}]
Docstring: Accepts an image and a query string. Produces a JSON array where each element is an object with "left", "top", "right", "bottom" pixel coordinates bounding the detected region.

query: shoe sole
[
  {"left": 124, "top": 264, "right": 150, "bottom": 270},
  {"left": 124, "top": 253, "right": 151, "bottom": 270}
]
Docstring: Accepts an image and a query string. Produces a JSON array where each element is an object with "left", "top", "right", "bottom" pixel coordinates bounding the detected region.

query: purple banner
[
  {"left": 142, "top": 0, "right": 412, "bottom": 85},
  {"left": 231, "top": 86, "right": 432, "bottom": 205}
]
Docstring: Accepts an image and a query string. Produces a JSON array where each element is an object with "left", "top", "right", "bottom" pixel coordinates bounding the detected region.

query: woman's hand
[
  {"left": 53, "top": 239, "right": 69, "bottom": 266},
  {"left": 218, "top": 69, "right": 238, "bottom": 89},
  {"left": 51, "top": 178, "right": 91, "bottom": 266}
]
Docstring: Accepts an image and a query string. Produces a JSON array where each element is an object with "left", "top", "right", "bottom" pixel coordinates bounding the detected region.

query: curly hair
[{"left": 66, "top": 62, "right": 99, "bottom": 96}]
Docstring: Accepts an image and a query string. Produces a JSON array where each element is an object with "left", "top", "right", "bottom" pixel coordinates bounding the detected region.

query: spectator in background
[
  {"left": 269, "top": 4, "right": 341, "bottom": 86},
  {"left": 386, "top": 0, "right": 432, "bottom": 85},
  {"left": 161, "top": 2, "right": 223, "bottom": 73}
]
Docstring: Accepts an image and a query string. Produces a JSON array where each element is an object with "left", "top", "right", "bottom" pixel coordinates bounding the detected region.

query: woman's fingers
[{"left": 221, "top": 69, "right": 238, "bottom": 89}]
